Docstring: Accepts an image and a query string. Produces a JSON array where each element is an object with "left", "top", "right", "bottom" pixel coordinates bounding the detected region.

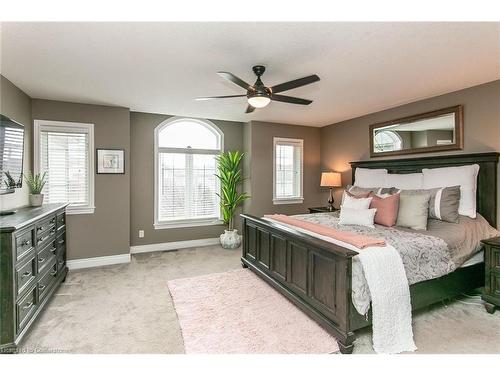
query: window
[
  {"left": 154, "top": 118, "right": 223, "bottom": 229},
  {"left": 374, "top": 130, "right": 402, "bottom": 152},
  {"left": 34, "top": 120, "right": 95, "bottom": 214},
  {"left": 273, "top": 137, "right": 303, "bottom": 204}
]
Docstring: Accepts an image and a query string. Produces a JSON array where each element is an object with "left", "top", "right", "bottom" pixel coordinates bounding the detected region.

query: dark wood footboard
[{"left": 240, "top": 214, "right": 358, "bottom": 354}]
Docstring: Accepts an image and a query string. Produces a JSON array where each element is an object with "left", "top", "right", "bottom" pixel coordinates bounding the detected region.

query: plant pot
[
  {"left": 29, "top": 194, "right": 44, "bottom": 207},
  {"left": 220, "top": 229, "right": 241, "bottom": 249}
]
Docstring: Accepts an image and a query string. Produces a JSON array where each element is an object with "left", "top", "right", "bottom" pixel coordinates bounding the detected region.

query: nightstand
[
  {"left": 481, "top": 236, "right": 500, "bottom": 314},
  {"left": 308, "top": 207, "right": 338, "bottom": 214}
]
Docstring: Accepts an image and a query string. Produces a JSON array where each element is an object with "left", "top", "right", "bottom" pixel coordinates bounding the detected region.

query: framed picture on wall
[{"left": 96, "top": 149, "right": 125, "bottom": 174}]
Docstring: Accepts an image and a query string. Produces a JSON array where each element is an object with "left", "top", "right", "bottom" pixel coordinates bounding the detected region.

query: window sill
[
  {"left": 66, "top": 206, "right": 95, "bottom": 215},
  {"left": 273, "top": 198, "right": 304, "bottom": 205},
  {"left": 154, "top": 219, "right": 224, "bottom": 230}
]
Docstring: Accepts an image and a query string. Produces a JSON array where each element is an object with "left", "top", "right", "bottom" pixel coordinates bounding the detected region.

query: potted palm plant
[
  {"left": 215, "top": 151, "right": 250, "bottom": 249},
  {"left": 24, "top": 171, "right": 47, "bottom": 207}
]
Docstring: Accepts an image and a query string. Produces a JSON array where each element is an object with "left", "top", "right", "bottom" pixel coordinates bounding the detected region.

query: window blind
[
  {"left": 158, "top": 152, "right": 219, "bottom": 222},
  {"left": 40, "top": 131, "right": 90, "bottom": 207},
  {"left": 274, "top": 139, "right": 303, "bottom": 200}
]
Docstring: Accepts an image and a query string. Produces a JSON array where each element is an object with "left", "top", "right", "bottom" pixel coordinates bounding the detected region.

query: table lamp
[{"left": 320, "top": 172, "right": 342, "bottom": 211}]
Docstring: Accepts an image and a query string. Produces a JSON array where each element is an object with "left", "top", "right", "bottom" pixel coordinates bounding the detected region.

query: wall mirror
[{"left": 370, "top": 105, "right": 463, "bottom": 157}]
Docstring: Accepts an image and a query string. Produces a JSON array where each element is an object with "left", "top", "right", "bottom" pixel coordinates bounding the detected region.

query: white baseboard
[
  {"left": 130, "top": 237, "right": 220, "bottom": 254},
  {"left": 67, "top": 253, "right": 131, "bottom": 270}
]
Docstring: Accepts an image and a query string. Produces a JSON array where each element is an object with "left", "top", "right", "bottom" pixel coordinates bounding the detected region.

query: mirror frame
[{"left": 369, "top": 105, "right": 464, "bottom": 158}]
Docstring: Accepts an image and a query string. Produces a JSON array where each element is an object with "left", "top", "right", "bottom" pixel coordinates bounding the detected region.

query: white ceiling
[{"left": 1, "top": 22, "right": 499, "bottom": 127}]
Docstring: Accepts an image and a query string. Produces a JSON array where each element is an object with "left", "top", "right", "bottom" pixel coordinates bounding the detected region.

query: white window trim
[
  {"left": 154, "top": 117, "right": 224, "bottom": 230},
  {"left": 33, "top": 119, "right": 95, "bottom": 215},
  {"left": 273, "top": 137, "right": 304, "bottom": 205}
]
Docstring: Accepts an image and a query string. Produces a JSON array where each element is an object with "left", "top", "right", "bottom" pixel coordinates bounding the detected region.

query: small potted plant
[
  {"left": 215, "top": 151, "right": 250, "bottom": 249},
  {"left": 24, "top": 171, "right": 47, "bottom": 207}
]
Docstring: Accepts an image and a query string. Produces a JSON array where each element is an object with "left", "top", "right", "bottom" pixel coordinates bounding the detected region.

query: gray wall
[
  {"left": 0, "top": 75, "right": 32, "bottom": 210},
  {"left": 130, "top": 112, "right": 244, "bottom": 247},
  {"left": 243, "top": 121, "right": 324, "bottom": 217},
  {"left": 320, "top": 80, "right": 500, "bottom": 228},
  {"left": 31, "top": 99, "right": 131, "bottom": 260}
]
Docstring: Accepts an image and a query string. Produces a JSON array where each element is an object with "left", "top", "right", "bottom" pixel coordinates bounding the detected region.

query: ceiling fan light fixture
[{"left": 247, "top": 95, "right": 271, "bottom": 108}]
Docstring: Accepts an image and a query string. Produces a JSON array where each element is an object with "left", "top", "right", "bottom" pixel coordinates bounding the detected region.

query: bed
[{"left": 240, "top": 152, "right": 499, "bottom": 354}]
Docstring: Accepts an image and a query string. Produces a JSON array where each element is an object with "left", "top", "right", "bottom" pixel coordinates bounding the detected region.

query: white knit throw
[{"left": 357, "top": 246, "right": 417, "bottom": 354}]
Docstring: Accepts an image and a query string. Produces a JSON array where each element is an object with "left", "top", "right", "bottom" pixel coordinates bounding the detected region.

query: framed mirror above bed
[{"left": 370, "top": 105, "right": 464, "bottom": 157}]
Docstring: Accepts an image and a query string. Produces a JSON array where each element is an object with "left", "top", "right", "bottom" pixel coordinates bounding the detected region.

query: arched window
[
  {"left": 374, "top": 130, "right": 402, "bottom": 152},
  {"left": 154, "top": 118, "right": 223, "bottom": 228}
]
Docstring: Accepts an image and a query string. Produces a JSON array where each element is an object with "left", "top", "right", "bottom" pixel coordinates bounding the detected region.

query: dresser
[
  {"left": 481, "top": 236, "right": 500, "bottom": 314},
  {"left": 0, "top": 203, "right": 68, "bottom": 353}
]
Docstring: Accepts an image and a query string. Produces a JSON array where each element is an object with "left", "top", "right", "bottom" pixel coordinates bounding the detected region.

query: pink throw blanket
[{"left": 264, "top": 214, "right": 386, "bottom": 249}]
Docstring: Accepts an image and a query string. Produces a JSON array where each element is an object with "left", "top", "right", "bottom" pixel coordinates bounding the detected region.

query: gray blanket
[{"left": 291, "top": 212, "right": 499, "bottom": 314}]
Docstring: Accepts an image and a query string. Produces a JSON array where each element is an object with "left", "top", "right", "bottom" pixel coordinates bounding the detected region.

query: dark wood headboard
[{"left": 350, "top": 152, "right": 499, "bottom": 227}]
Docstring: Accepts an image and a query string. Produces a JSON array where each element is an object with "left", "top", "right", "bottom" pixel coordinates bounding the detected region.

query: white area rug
[{"left": 168, "top": 268, "right": 340, "bottom": 354}]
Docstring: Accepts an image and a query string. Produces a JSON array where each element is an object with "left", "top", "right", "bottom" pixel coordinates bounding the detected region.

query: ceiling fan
[{"left": 196, "top": 65, "right": 320, "bottom": 113}]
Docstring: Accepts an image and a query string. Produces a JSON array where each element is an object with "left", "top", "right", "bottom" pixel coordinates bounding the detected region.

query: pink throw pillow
[{"left": 369, "top": 192, "right": 400, "bottom": 227}]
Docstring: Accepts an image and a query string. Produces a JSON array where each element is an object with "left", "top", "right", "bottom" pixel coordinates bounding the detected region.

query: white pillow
[
  {"left": 384, "top": 173, "right": 423, "bottom": 189},
  {"left": 354, "top": 167, "right": 388, "bottom": 188},
  {"left": 422, "top": 164, "right": 479, "bottom": 218},
  {"left": 342, "top": 194, "right": 373, "bottom": 209},
  {"left": 339, "top": 207, "right": 377, "bottom": 228}
]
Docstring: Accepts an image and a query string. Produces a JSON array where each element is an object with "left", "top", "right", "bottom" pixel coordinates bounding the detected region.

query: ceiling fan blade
[
  {"left": 270, "top": 74, "right": 320, "bottom": 94},
  {"left": 245, "top": 104, "right": 255, "bottom": 113},
  {"left": 271, "top": 94, "right": 312, "bottom": 105},
  {"left": 218, "top": 72, "right": 254, "bottom": 91},
  {"left": 196, "top": 95, "right": 246, "bottom": 101}
]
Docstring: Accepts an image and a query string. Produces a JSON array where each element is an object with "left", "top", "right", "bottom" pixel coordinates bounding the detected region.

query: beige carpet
[
  {"left": 168, "top": 269, "right": 339, "bottom": 354},
  {"left": 18, "top": 245, "right": 500, "bottom": 354}
]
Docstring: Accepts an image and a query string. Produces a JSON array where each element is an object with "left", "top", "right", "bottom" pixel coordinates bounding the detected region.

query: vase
[
  {"left": 220, "top": 229, "right": 241, "bottom": 249},
  {"left": 29, "top": 194, "right": 44, "bottom": 207}
]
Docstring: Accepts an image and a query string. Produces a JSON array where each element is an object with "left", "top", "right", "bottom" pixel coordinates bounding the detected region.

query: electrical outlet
[{"left": 138, "top": 230, "right": 144, "bottom": 238}]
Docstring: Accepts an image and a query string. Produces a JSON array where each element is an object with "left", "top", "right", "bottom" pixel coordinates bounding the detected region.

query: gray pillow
[
  {"left": 347, "top": 185, "right": 397, "bottom": 195},
  {"left": 399, "top": 186, "right": 460, "bottom": 223},
  {"left": 396, "top": 191, "right": 431, "bottom": 230}
]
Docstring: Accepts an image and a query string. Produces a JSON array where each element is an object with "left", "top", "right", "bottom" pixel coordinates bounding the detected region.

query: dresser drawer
[
  {"left": 37, "top": 240, "right": 57, "bottom": 275},
  {"left": 38, "top": 262, "right": 58, "bottom": 302},
  {"left": 56, "top": 212, "right": 66, "bottom": 232},
  {"left": 15, "top": 227, "right": 35, "bottom": 261},
  {"left": 16, "top": 285, "right": 37, "bottom": 333},
  {"left": 56, "top": 231, "right": 66, "bottom": 249},
  {"left": 35, "top": 216, "right": 56, "bottom": 237},
  {"left": 36, "top": 226, "right": 56, "bottom": 248},
  {"left": 15, "top": 255, "right": 37, "bottom": 297},
  {"left": 489, "top": 272, "right": 500, "bottom": 297}
]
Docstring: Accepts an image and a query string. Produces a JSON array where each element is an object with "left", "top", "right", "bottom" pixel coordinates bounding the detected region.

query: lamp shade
[{"left": 320, "top": 172, "right": 342, "bottom": 187}]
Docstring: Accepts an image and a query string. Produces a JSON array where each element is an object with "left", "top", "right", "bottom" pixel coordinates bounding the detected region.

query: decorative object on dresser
[
  {"left": 308, "top": 206, "right": 338, "bottom": 213},
  {"left": 481, "top": 236, "right": 500, "bottom": 314},
  {"left": 0, "top": 203, "right": 68, "bottom": 353},
  {"left": 320, "top": 172, "right": 342, "bottom": 211},
  {"left": 215, "top": 151, "right": 249, "bottom": 249},
  {"left": 370, "top": 105, "right": 463, "bottom": 158},
  {"left": 96, "top": 149, "right": 125, "bottom": 174},
  {"left": 23, "top": 171, "right": 47, "bottom": 207},
  {"left": 241, "top": 152, "right": 498, "bottom": 354}
]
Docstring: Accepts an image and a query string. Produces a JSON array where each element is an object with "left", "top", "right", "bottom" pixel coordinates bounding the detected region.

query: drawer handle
[
  {"left": 21, "top": 271, "right": 32, "bottom": 278},
  {"left": 58, "top": 239, "right": 65, "bottom": 245},
  {"left": 38, "top": 236, "right": 45, "bottom": 243},
  {"left": 23, "top": 302, "right": 34, "bottom": 310},
  {"left": 22, "top": 240, "right": 31, "bottom": 246},
  {"left": 51, "top": 246, "right": 57, "bottom": 254},
  {"left": 37, "top": 226, "right": 45, "bottom": 232},
  {"left": 58, "top": 260, "right": 64, "bottom": 265},
  {"left": 38, "top": 284, "right": 46, "bottom": 291},
  {"left": 50, "top": 270, "right": 57, "bottom": 276},
  {"left": 50, "top": 218, "right": 56, "bottom": 224},
  {"left": 38, "top": 257, "right": 45, "bottom": 263},
  {"left": 50, "top": 228, "right": 56, "bottom": 235}
]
